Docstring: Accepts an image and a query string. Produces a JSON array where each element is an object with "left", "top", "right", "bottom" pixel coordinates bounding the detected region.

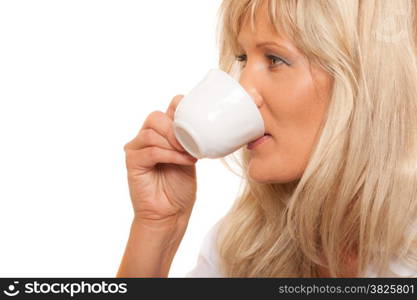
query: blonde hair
[{"left": 215, "top": 0, "right": 417, "bottom": 277}]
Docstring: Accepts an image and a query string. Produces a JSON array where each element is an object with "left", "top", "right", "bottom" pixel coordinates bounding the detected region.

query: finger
[
  {"left": 141, "top": 110, "right": 186, "bottom": 153},
  {"left": 126, "top": 147, "right": 197, "bottom": 170},
  {"left": 166, "top": 94, "right": 184, "bottom": 120},
  {"left": 124, "top": 128, "right": 173, "bottom": 151}
]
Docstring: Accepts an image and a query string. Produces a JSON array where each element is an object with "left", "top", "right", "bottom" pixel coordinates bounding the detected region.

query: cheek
[
  {"left": 270, "top": 70, "right": 324, "bottom": 119},
  {"left": 247, "top": 71, "right": 331, "bottom": 184},
  {"left": 270, "top": 70, "right": 330, "bottom": 147}
]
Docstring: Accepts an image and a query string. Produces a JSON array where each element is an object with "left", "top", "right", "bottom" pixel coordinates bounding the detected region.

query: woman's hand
[{"left": 123, "top": 95, "right": 198, "bottom": 223}]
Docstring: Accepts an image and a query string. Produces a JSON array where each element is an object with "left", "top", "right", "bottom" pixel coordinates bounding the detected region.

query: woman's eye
[
  {"left": 235, "top": 54, "right": 287, "bottom": 68},
  {"left": 235, "top": 55, "right": 247, "bottom": 67},
  {"left": 235, "top": 54, "right": 247, "bottom": 66},
  {"left": 236, "top": 54, "right": 246, "bottom": 62},
  {"left": 267, "top": 55, "right": 285, "bottom": 66}
]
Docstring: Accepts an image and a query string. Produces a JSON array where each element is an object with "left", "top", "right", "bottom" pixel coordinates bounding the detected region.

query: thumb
[{"left": 166, "top": 94, "right": 184, "bottom": 120}]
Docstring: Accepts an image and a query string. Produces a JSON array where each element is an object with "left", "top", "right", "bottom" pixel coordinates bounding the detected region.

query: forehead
[{"left": 237, "top": 1, "right": 285, "bottom": 45}]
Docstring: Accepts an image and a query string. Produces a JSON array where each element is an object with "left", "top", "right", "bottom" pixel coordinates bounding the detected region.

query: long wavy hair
[{"left": 215, "top": 0, "right": 417, "bottom": 277}]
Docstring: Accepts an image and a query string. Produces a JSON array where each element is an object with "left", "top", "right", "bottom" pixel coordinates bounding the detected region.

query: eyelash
[{"left": 235, "top": 54, "right": 289, "bottom": 68}]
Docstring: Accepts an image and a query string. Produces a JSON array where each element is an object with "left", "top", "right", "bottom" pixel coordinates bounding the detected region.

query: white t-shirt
[{"left": 185, "top": 221, "right": 417, "bottom": 277}]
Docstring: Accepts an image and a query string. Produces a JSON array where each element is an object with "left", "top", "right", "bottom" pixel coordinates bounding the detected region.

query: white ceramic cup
[{"left": 173, "top": 69, "right": 265, "bottom": 159}]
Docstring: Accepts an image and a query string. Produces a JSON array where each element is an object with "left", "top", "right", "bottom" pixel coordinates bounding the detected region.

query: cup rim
[{"left": 173, "top": 119, "right": 205, "bottom": 159}]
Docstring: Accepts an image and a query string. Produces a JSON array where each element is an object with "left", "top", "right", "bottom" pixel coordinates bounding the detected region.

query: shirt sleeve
[
  {"left": 185, "top": 220, "right": 224, "bottom": 277},
  {"left": 389, "top": 260, "right": 417, "bottom": 277},
  {"left": 365, "top": 259, "right": 417, "bottom": 277}
]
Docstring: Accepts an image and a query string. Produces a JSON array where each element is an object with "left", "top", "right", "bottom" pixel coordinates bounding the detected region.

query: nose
[{"left": 238, "top": 68, "right": 264, "bottom": 108}]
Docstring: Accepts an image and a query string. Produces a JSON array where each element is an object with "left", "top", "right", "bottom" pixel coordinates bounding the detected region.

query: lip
[{"left": 247, "top": 134, "right": 271, "bottom": 150}]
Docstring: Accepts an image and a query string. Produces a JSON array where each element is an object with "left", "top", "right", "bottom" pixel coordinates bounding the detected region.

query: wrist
[
  {"left": 131, "top": 214, "right": 189, "bottom": 245},
  {"left": 117, "top": 215, "right": 189, "bottom": 278},
  {"left": 132, "top": 212, "right": 191, "bottom": 232}
]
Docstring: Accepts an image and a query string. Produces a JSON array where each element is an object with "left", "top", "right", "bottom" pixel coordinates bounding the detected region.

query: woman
[{"left": 117, "top": 0, "right": 417, "bottom": 277}]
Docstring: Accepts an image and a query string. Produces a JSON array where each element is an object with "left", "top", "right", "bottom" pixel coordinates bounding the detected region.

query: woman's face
[{"left": 237, "top": 4, "right": 334, "bottom": 183}]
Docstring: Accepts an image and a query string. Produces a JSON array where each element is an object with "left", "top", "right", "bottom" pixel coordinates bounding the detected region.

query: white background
[{"left": 0, "top": 0, "right": 242, "bottom": 277}]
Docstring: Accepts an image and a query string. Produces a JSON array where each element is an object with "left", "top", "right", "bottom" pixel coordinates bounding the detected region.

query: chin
[{"left": 246, "top": 158, "right": 303, "bottom": 184}]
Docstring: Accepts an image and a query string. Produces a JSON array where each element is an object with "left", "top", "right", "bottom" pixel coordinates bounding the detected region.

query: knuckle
[
  {"left": 149, "top": 110, "right": 164, "bottom": 120},
  {"left": 145, "top": 110, "right": 166, "bottom": 128},
  {"left": 142, "top": 129, "right": 153, "bottom": 142},
  {"left": 143, "top": 128, "right": 161, "bottom": 147}
]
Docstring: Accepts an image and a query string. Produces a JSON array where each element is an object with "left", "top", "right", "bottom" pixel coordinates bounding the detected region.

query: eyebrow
[
  {"left": 237, "top": 40, "right": 292, "bottom": 52},
  {"left": 256, "top": 41, "right": 279, "bottom": 48}
]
